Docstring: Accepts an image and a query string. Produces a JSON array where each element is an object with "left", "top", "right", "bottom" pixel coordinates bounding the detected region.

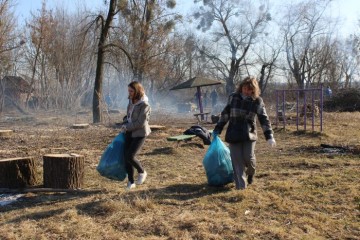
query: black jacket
[{"left": 184, "top": 125, "right": 212, "bottom": 145}]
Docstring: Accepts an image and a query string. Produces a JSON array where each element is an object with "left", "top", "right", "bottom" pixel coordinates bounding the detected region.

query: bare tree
[
  {"left": 113, "top": 0, "right": 180, "bottom": 97},
  {"left": 280, "top": 0, "right": 334, "bottom": 89},
  {"left": 149, "top": 31, "right": 200, "bottom": 92},
  {"left": 340, "top": 35, "right": 360, "bottom": 88},
  {"left": 25, "top": 2, "right": 96, "bottom": 111},
  {"left": 252, "top": 30, "right": 283, "bottom": 94},
  {"left": 303, "top": 36, "right": 339, "bottom": 87},
  {"left": 92, "top": 0, "right": 117, "bottom": 123},
  {"left": 193, "top": 0, "right": 271, "bottom": 94},
  {"left": 0, "top": 0, "right": 20, "bottom": 113},
  {"left": 0, "top": 0, "right": 19, "bottom": 72},
  {"left": 25, "top": 2, "right": 51, "bottom": 109}
]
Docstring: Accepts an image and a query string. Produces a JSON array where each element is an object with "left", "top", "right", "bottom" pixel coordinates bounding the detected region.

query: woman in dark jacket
[
  {"left": 213, "top": 77, "right": 276, "bottom": 190},
  {"left": 120, "top": 81, "right": 151, "bottom": 190}
]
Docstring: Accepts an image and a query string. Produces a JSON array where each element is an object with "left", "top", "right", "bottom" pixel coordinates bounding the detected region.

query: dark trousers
[{"left": 124, "top": 132, "right": 145, "bottom": 183}]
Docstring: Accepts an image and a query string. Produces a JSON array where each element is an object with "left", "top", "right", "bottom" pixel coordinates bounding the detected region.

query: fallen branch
[
  {"left": 320, "top": 144, "right": 348, "bottom": 151},
  {"left": 0, "top": 188, "right": 105, "bottom": 194}
]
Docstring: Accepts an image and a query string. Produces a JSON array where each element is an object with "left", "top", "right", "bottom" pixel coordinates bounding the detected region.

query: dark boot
[{"left": 247, "top": 175, "right": 253, "bottom": 185}]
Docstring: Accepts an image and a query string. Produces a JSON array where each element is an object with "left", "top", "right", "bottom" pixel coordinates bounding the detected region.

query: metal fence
[{"left": 275, "top": 85, "right": 323, "bottom": 132}]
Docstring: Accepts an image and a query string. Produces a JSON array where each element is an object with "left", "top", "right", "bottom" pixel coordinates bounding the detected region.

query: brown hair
[
  {"left": 237, "top": 76, "right": 261, "bottom": 98},
  {"left": 128, "top": 81, "right": 145, "bottom": 100}
]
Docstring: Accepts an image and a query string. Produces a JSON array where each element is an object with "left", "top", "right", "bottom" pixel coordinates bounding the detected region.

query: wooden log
[
  {"left": 0, "top": 130, "right": 14, "bottom": 138},
  {"left": 43, "top": 154, "right": 85, "bottom": 189},
  {"left": 167, "top": 134, "right": 195, "bottom": 141},
  {"left": 108, "top": 109, "right": 120, "bottom": 114},
  {"left": 0, "top": 188, "right": 104, "bottom": 194},
  {"left": 0, "top": 157, "right": 37, "bottom": 188},
  {"left": 149, "top": 125, "right": 166, "bottom": 131},
  {"left": 71, "top": 123, "right": 89, "bottom": 129}
]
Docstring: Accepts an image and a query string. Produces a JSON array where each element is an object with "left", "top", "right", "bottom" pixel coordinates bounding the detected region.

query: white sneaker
[
  {"left": 136, "top": 171, "right": 147, "bottom": 185},
  {"left": 126, "top": 182, "right": 136, "bottom": 190}
]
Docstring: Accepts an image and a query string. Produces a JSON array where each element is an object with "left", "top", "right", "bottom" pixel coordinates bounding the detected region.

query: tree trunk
[
  {"left": 259, "top": 63, "right": 273, "bottom": 95},
  {"left": 259, "top": 64, "right": 267, "bottom": 92},
  {"left": 92, "top": 46, "right": 105, "bottom": 123},
  {"left": 225, "top": 75, "right": 235, "bottom": 95},
  {"left": 92, "top": 0, "right": 117, "bottom": 123},
  {"left": 0, "top": 157, "right": 37, "bottom": 188},
  {"left": 0, "top": 83, "right": 4, "bottom": 114},
  {"left": 43, "top": 154, "right": 85, "bottom": 189}
]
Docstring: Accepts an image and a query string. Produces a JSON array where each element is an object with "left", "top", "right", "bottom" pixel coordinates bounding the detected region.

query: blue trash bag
[
  {"left": 97, "top": 133, "right": 127, "bottom": 181},
  {"left": 202, "top": 134, "right": 233, "bottom": 186}
]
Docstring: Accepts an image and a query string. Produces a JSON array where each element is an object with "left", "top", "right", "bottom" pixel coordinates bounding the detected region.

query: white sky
[
  {"left": 331, "top": 0, "right": 360, "bottom": 35},
  {"left": 14, "top": 0, "right": 105, "bottom": 19},
  {"left": 13, "top": 0, "right": 360, "bottom": 36}
]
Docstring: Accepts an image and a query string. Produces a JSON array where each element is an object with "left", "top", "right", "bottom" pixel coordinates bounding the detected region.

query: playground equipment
[{"left": 275, "top": 85, "right": 323, "bottom": 132}]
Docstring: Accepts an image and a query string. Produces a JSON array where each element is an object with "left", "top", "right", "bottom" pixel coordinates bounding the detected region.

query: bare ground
[{"left": 0, "top": 109, "right": 359, "bottom": 239}]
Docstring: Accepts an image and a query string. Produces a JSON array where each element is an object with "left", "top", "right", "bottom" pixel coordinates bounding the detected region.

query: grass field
[{"left": 0, "top": 110, "right": 359, "bottom": 239}]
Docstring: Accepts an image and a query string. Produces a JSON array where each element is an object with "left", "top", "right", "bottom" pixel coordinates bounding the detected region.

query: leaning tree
[{"left": 92, "top": 0, "right": 117, "bottom": 123}]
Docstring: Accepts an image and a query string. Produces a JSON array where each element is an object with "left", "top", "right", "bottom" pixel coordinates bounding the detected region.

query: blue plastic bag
[
  {"left": 203, "top": 134, "right": 233, "bottom": 186},
  {"left": 97, "top": 133, "right": 127, "bottom": 181}
]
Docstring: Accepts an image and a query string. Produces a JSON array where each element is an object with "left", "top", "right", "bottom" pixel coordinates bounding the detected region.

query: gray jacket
[{"left": 124, "top": 101, "right": 151, "bottom": 138}]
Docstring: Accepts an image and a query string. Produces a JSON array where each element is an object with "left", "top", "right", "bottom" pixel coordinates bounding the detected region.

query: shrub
[{"left": 324, "top": 88, "right": 360, "bottom": 112}]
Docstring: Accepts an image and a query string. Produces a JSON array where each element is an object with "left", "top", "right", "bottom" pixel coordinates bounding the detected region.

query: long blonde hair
[{"left": 237, "top": 76, "right": 261, "bottom": 98}]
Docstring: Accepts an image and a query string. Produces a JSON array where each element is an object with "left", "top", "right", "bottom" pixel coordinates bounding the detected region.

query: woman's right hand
[
  {"left": 267, "top": 138, "right": 276, "bottom": 147},
  {"left": 119, "top": 125, "right": 127, "bottom": 133}
]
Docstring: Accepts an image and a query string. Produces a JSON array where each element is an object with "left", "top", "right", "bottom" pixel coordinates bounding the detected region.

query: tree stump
[
  {"left": 149, "top": 125, "right": 166, "bottom": 131},
  {"left": 43, "top": 154, "right": 85, "bottom": 189},
  {"left": 0, "top": 157, "right": 37, "bottom": 188},
  {"left": 71, "top": 123, "right": 89, "bottom": 129},
  {"left": 0, "top": 130, "right": 14, "bottom": 138}
]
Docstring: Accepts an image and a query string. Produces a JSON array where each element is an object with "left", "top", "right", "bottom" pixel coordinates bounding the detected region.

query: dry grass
[{"left": 0, "top": 110, "right": 359, "bottom": 239}]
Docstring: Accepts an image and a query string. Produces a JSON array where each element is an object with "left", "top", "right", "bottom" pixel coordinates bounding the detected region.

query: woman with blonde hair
[
  {"left": 213, "top": 76, "right": 276, "bottom": 189},
  {"left": 120, "top": 81, "right": 151, "bottom": 190}
]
